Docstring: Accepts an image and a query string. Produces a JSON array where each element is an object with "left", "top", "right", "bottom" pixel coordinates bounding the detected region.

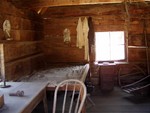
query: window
[{"left": 95, "top": 31, "right": 125, "bottom": 61}]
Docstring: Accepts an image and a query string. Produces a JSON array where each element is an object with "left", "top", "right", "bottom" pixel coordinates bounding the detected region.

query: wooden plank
[
  {"left": 10, "top": 0, "right": 145, "bottom": 8},
  {"left": 0, "top": 1, "right": 43, "bottom": 41},
  {"left": 128, "top": 48, "right": 147, "bottom": 62},
  {"left": 38, "top": 7, "right": 48, "bottom": 15},
  {"left": 5, "top": 54, "right": 44, "bottom": 81},
  {"left": 42, "top": 46, "right": 84, "bottom": 63},
  {"left": 128, "top": 34, "right": 146, "bottom": 46},
  {"left": 4, "top": 41, "right": 42, "bottom": 62},
  {"left": 42, "top": 4, "right": 124, "bottom": 18}
]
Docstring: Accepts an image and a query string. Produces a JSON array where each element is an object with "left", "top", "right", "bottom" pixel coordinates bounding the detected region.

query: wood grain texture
[
  {"left": 5, "top": 54, "right": 44, "bottom": 81},
  {"left": 3, "top": 41, "right": 41, "bottom": 62},
  {"left": 0, "top": 1, "right": 43, "bottom": 41},
  {"left": 0, "top": 1, "right": 44, "bottom": 81},
  {"left": 9, "top": 0, "right": 145, "bottom": 8},
  {"left": 1, "top": 0, "right": 150, "bottom": 84}
]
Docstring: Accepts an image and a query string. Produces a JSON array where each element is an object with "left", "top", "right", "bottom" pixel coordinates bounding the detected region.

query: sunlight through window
[{"left": 95, "top": 31, "right": 125, "bottom": 61}]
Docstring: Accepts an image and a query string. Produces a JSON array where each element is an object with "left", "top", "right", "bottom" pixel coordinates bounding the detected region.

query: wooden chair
[{"left": 52, "top": 79, "right": 87, "bottom": 113}]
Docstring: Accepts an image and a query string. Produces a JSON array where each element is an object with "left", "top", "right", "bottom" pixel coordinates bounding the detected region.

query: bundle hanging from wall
[{"left": 63, "top": 28, "right": 71, "bottom": 44}]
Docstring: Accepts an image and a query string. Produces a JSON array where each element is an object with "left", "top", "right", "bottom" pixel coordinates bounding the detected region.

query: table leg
[{"left": 43, "top": 90, "right": 48, "bottom": 113}]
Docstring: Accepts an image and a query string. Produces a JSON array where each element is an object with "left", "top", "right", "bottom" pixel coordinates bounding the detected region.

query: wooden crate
[{"left": 99, "top": 64, "right": 116, "bottom": 91}]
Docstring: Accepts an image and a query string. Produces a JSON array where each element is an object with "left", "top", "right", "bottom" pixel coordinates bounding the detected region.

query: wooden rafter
[{"left": 10, "top": 0, "right": 146, "bottom": 9}]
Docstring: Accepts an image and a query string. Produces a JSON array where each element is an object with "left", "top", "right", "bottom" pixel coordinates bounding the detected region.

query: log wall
[
  {"left": 43, "top": 18, "right": 85, "bottom": 64},
  {"left": 0, "top": 1, "right": 150, "bottom": 84},
  {"left": 43, "top": 3, "right": 150, "bottom": 85},
  {"left": 0, "top": 1, "right": 44, "bottom": 81}
]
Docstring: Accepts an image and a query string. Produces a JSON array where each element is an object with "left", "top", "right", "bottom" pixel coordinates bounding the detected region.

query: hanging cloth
[
  {"left": 76, "top": 17, "right": 84, "bottom": 49},
  {"left": 83, "top": 17, "right": 89, "bottom": 61}
]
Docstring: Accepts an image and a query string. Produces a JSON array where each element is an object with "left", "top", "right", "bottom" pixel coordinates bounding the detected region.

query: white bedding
[{"left": 18, "top": 65, "right": 85, "bottom": 86}]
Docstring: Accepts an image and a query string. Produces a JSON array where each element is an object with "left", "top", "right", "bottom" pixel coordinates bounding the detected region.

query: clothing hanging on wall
[
  {"left": 76, "top": 17, "right": 84, "bottom": 49},
  {"left": 83, "top": 17, "right": 89, "bottom": 61},
  {"left": 76, "top": 17, "right": 89, "bottom": 60}
]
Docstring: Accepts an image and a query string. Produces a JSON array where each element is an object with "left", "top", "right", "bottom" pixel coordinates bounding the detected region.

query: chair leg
[{"left": 86, "top": 93, "right": 95, "bottom": 106}]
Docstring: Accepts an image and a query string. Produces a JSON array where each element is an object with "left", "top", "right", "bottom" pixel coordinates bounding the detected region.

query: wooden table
[{"left": 0, "top": 82, "right": 48, "bottom": 113}]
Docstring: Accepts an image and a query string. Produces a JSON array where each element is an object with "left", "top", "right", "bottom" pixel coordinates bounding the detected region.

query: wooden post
[
  {"left": 143, "top": 20, "right": 150, "bottom": 75},
  {"left": 0, "top": 44, "right": 5, "bottom": 81},
  {"left": 0, "top": 44, "right": 10, "bottom": 88}
]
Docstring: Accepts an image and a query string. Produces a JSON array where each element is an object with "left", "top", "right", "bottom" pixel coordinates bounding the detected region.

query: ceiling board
[
  {"left": 42, "top": 4, "right": 124, "bottom": 18},
  {"left": 9, "top": 0, "right": 145, "bottom": 9},
  {"left": 8, "top": 0, "right": 148, "bottom": 18}
]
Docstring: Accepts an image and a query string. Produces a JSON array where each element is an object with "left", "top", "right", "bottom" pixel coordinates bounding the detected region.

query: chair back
[{"left": 53, "top": 79, "right": 87, "bottom": 113}]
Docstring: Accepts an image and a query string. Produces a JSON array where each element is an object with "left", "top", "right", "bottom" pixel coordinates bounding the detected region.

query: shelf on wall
[{"left": 128, "top": 46, "right": 148, "bottom": 49}]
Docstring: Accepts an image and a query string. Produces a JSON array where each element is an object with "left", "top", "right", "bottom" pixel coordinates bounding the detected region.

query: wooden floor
[
  {"left": 32, "top": 87, "right": 150, "bottom": 113},
  {"left": 86, "top": 87, "right": 150, "bottom": 113}
]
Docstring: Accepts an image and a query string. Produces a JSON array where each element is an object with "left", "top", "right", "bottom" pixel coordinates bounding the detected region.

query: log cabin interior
[{"left": 0, "top": 0, "right": 150, "bottom": 113}]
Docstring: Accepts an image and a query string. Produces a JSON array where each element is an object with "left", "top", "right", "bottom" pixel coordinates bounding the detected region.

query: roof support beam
[{"left": 21, "top": 0, "right": 145, "bottom": 8}]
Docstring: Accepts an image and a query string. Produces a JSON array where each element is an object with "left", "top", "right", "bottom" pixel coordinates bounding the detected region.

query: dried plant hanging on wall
[
  {"left": 3, "top": 20, "right": 12, "bottom": 40},
  {"left": 63, "top": 28, "right": 71, "bottom": 44}
]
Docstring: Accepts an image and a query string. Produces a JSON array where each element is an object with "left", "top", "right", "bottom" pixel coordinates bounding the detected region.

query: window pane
[
  {"left": 95, "top": 32, "right": 110, "bottom": 61},
  {"left": 95, "top": 32, "right": 110, "bottom": 45},
  {"left": 111, "top": 45, "right": 125, "bottom": 60},
  {"left": 110, "top": 31, "right": 124, "bottom": 45},
  {"left": 95, "top": 31, "right": 125, "bottom": 61},
  {"left": 98, "top": 45, "right": 110, "bottom": 61}
]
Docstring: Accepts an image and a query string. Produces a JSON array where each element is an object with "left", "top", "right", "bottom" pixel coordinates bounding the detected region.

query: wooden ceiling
[
  {"left": 8, "top": 0, "right": 146, "bottom": 8},
  {"left": 8, "top": 0, "right": 149, "bottom": 18}
]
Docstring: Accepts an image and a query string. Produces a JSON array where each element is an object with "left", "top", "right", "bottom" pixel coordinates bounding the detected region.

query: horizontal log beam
[{"left": 10, "top": 0, "right": 145, "bottom": 8}]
